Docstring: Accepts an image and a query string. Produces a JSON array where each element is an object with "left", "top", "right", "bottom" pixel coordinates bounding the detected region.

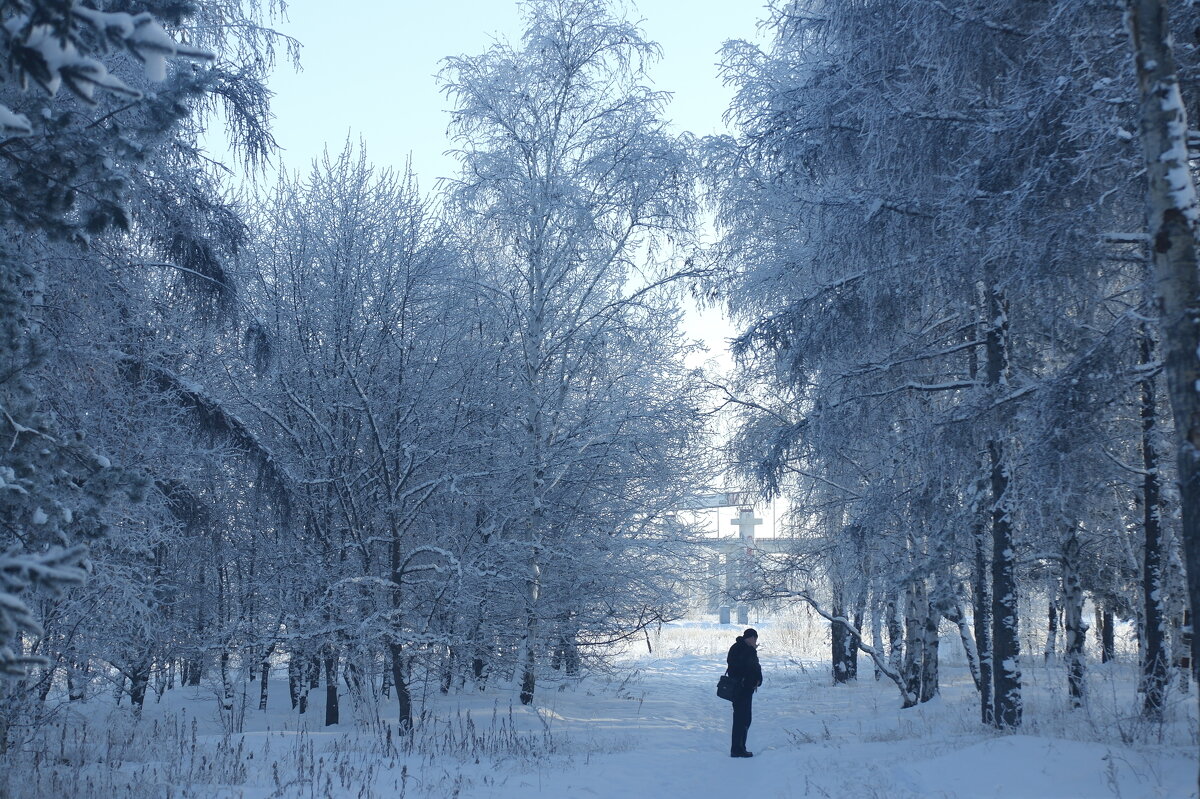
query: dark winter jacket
[{"left": 726, "top": 637, "right": 763, "bottom": 695}]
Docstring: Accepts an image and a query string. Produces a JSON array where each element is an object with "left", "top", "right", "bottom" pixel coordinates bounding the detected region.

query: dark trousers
[{"left": 731, "top": 692, "right": 753, "bottom": 754}]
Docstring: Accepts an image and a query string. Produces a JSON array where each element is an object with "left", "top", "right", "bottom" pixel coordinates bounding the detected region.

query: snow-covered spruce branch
[
  {"left": 0, "top": 545, "right": 88, "bottom": 676},
  {"left": 1101, "top": 231, "right": 1151, "bottom": 245},
  {"left": 923, "top": 0, "right": 1032, "bottom": 36},
  {"left": 842, "top": 338, "right": 986, "bottom": 378},
  {"left": 1, "top": 2, "right": 214, "bottom": 135},
  {"left": 117, "top": 354, "right": 294, "bottom": 506},
  {"left": 827, "top": 379, "right": 979, "bottom": 407},
  {"left": 788, "top": 590, "right": 916, "bottom": 706}
]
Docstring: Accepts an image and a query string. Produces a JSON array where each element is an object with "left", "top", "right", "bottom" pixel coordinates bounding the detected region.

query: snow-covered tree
[
  {"left": 441, "top": 0, "right": 704, "bottom": 704},
  {"left": 709, "top": 0, "right": 1196, "bottom": 729},
  {"left": 0, "top": 0, "right": 213, "bottom": 681}
]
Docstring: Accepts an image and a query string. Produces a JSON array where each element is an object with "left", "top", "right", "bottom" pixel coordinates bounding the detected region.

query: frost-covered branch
[
  {"left": 789, "top": 589, "right": 916, "bottom": 707},
  {"left": 1, "top": 1, "right": 214, "bottom": 134}
]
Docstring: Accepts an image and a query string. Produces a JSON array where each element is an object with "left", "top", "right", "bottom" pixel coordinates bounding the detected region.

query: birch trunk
[
  {"left": 920, "top": 597, "right": 941, "bottom": 703},
  {"left": 1045, "top": 582, "right": 1059, "bottom": 663},
  {"left": 258, "top": 643, "right": 274, "bottom": 711},
  {"left": 1126, "top": 6, "right": 1200, "bottom": 774},
  {"left": 902, "top": 579, "right": 927, "bottom": 708},
  {"left": 871, "top": 596, "right": 885, "bottom": 682},
  {"left": 886, "top": 594, "right": 904, "bottom": 679},
  {"left": 831, "top": 587, "right": 856, "bottom": 684},
  {"left": 1062, "top": 532, "right": 1088, "bottom": 709},
  {"left": 288, "top": 653, "right": 306, "bottom": 712},
  {"left": 519, "top": 276, "right": 547, "bottom": 707},
  {"left": 851, "top": 592, "right": 866, "bottom": 682},
  {"left": 389, "top": 538, "right": 413, "bottom": 730},
  {"left": 945, "top": 598, "right": 982, "bottom": 692},
  {"left": 1178, "top": 610, "right": 1193, "bottom": 690},
  {"left": 973, "top": 516, "right": 994, "bottom": 724}
]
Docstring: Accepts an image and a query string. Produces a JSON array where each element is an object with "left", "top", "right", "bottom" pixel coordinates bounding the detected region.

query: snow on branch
[
  {"left": 789, "top": 589, "right": 917, "bottom": 706},
  {"left": 118, "top": 355, "right": 294, "bottom": 510},
  {"left": 1102, "top": 231, "right": 1151, "bottom": 245},
  {"left": 1, "top": 545, "right": 88, "bottom": 677},
  {"left": 1, "top": 1, "right": 214, "bottom": 134}
]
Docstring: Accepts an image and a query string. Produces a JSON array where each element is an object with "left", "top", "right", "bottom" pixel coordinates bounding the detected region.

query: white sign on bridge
[
  {"left": 731, "top": 507, "right": 762, "bottom": 541},
  {"left": 675, "top": 493, "right": 784, "bottom": 625}
]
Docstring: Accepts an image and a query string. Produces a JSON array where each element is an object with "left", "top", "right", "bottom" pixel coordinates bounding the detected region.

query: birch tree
[
  {"left": 1125, "top": 0, "right": 1200, "bottom": 754},
  {"left": 442, "top": 0, "right": 700, "bottom": 704}
]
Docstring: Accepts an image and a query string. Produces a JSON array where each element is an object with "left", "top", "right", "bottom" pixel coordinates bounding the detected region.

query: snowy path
[
  {"left": 441, "top": 645, "right": 1194, "bottom": 799},
  {"left": 24, "top": 621, "right": 1194, "bottom": 798}
]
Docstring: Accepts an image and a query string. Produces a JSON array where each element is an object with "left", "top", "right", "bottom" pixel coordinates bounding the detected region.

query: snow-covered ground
[{"left": 5, "top": 617, "right": 1196, "bottom": 798}]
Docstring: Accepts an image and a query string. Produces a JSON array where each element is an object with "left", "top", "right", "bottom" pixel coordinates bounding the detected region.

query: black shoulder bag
[{"left": 717, "top": 670, "right": 737, "bottom": 701}]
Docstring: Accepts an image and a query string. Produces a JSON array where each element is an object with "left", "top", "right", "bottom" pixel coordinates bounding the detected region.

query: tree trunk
[
  {"left": 831, "top": 617, "right": 855, "bottom": 683},
  {"left": 871, "top": 596, "right": 885, "bottom": 682},
  {"left": 1045, "top": 583, "right": 1060, "bottom": 663},
  {"left": 517, "top": 502, "right": 544, "bottom": 707},
  {"left": 323, "top": 647, "right": 339, "bottom": 726},
  {"left": 551, "top": 620, "right": 581, "bottom": 678},
  {"left": 1063, "top": 532, "right": 1088, "bottom": 709},
  {"left": 470, "top": 601, "right": 489, "bottom": 689},
  {"left": 389, "top": 643, "right": 412, "bottom": 731},
  {"left": 218, "top": 649, "right": 232, "bottom": 709},
  {"left": 945, "top": 599, "right": 982, "bottom": 692},
  {"left": 831, "top": 589, "right": 856, "bottom": 684},
  {"left": 519, "top": 276, "right": 548, "bottom": 708},
  {"left": 519, "top": 609, "right": 539, "bottom": 705},
  {"left": 389, "top": 536, "right": 413, "bottom": 729},
  {"left": 1140, "top": 324, "right": 1170, "bottom": 718},
  {"left": 563, "top": 635, "right": 580, "bottom": 677},
  {"left": 850, "top": 594, "right": 866, "bottom": 682},
  {"left": 920, "top": 597, "right": 941, "bottom": 703},
  {"left": 987, "top": 283, "right": 1021, "bottom": 729},
  {"left": 902, "top": 579, "right": 927, "bottom": 708},
  {"left": 130, "top": 661, "right": 150, "bottom": 716},
  {"left": 886, "top": 594, "right": 904, "bottom": 680},
  {"left": 1126, "top": 3, "right": 1200, "bottom": 786},
  {"left": 288, "top": 652, "right": 305, "bottom": 712},
  {"left": 1099, "top": 606, "right": 1117, "bottom": 664},
  {"left": 441, "top": 645, "right": 455, "bottom": 695},
  {"left": 973, "top": 516, "right": 994, "bottom": 724},
  {"left": 1177, "top": 610, "right": 1193, "bottom": 691},
  {"left": 185, "top": 658, "right": 203, "bottom": 687},
  {"left": 37, "top": 664, "right": 56, "bottom": 702},
  {"left": 259, "top": 643, "right": 275, "bottom": 712}
]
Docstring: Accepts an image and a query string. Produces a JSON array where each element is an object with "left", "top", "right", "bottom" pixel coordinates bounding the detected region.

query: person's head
[{"left": 741, "top": 628, "right": 758, "bottom": 647}]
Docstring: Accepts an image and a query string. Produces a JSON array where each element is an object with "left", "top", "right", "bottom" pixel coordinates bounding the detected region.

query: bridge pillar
[{"left": 707, "top": 554, "right": 722, "bottom": 612}]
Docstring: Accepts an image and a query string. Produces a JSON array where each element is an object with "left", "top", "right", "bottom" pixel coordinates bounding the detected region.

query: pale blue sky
[
  {"left": 260, "top": 0, "right": 767, "bottom": 186},
  {"left": 242, "top": 0, "right": 766, "bottom": 364}
]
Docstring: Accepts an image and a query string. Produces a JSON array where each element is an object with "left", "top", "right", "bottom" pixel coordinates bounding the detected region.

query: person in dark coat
[{"left": 726, "top": 627, "right": 763, "bottom": 757}]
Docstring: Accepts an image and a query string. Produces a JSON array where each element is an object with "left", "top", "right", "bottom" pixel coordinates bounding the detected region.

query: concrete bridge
[{"left": 678, "top": 495, "right": 789, "bottom": 624}]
